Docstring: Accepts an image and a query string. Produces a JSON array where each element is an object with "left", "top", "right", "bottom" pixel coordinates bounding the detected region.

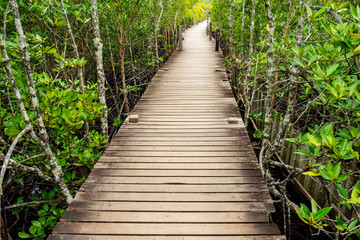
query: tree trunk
[
  {"left": 240, "top": 0, "right": 246, "bottom": 59},
  {"left": 154, "top": 0, "right": 164, "bottom": 67},
  {"left": 244, "top": 0, "right": 256, "bottom": 127},
  {"left": 116, "top": 14, "right": 130, "bottom": 114},
  {"left": 91, "top": 0, "right": 109, "bottom": 141},
  {"left": 9, "top": 0, "right": 73, "bottom": 204},
  {"left": 266, "top": 0, "right": 305, "bottom": 160},
  {"left": 259, "top": 0, "right": 276, "bottom": 176}
]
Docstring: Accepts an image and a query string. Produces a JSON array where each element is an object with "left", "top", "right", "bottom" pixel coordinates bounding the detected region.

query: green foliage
[
  {"left": 211, "top": 0, "right": 360, "bottom": 236},
  {"left": 296, "top": 199, "right": 332, "bottom": 229}
]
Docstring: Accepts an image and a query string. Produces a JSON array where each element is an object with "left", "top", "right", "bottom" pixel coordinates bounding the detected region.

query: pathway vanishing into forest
[{"left": 49, "top": 21, "right": 284, "bottom": 240}]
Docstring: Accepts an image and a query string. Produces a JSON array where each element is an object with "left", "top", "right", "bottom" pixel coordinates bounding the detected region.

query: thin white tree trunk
[
  {"left": 8, "top": 0, "right": 73, "bottom": 204},
  {"left": 259, "top": 0, "right": 276, "bottom": 176},
  {"left": 240, "top": 0, "right": 246, "bottom": 59},
  {"left": 267, "top": 0, "right": 305, "bottom": 158},
  {"left": 91, "top": 0, "right": 109, "bottom": 141},
  {"left": 244, "top": 0, "right": 256, "bottom": 127},
  {"left": 229, "top": 0, "right": 234, "bottom": 86},
  {"left": 154, "top": 0, "right": 164, "bottom": 67}
]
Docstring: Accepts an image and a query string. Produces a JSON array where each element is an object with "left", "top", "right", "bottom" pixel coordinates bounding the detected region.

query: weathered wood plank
[
  {"left": 68, "top": 201, "right": 275, "bottom": 212},
  {"left": 117, "top": 128, "right": 249, "bottom": 133},
  {"left": 108, "top": 141, "right": 249, "bottom": 146},
  {"left": 86, "top": 176, "right": 265, "bottom": 184},
  {"left": 89, "top": 169, "right": 262, "bottom": 177},
  {"left": 52, "top": 223, "right": 281, "bottom": 235},
  {"left": 74, "top": 192, "right": 272, "bottom": 202},
  {"left": 60, "top": 211, "right": 269, "bottom": 223},
  {"left": 105, "top": 145, "right": 252, "bottom": 151},
  {"left": 103, "top": 151, "right": 255, "bottom": 157},
  {"left": 94, "top": 162, "right": 259, "bottom": 169},
  {"left": 110, "top": 136, "right": 250, "bottom": 141},
  {"left": 49, "top": 235, "right": 286, "bottom": 240},
  {"left": 98, "top": 156, "right": 257, "bottom": 163},
  {"left": 79, "top": 183, "right": 269, "bottom": 193}
]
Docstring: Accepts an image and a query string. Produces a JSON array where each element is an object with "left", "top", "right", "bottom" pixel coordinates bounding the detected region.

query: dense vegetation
[
  {"left": 0, "top": 0, "right": 207, "bottom": 238},
  {"left": 211, "top": 0, "right": 360, "bottom": 239}
]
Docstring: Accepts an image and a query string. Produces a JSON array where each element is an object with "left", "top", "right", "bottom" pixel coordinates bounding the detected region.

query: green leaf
[
  {"left": 319, "top": 169, "right": 331, "bottom": 180},
  {"left": 313, "top": 6, "right": 326, "bottom": 19},
  {"left": 307, "top": 134, "right": 321, "bottom": 146},
  {"left": 351, "top": 34, "right": 360, "bottom": 39},
  {"left": 285, "top": 138, "right": 299, "bottom": 144},
  {"left": 349, "top": 219, "right": 358, "bottom": 230},
  {"left": 300, "top": 203, "right": 311, "bottom": 217},
  {"left": 4, "top": 127, "right": 20, "bottom": 137},
  {"left": 313, "top": 206, "right": 332, "bottom": 221},
  {"left": 303, "top": 171, "right": 321, "bottom": 176},
  {"left": 306, "top": 5, "right": 313, "bottom": 17},
  {"left": 32, "top": 220, "right": 41, "bottom": 227},
  {"left": 350, "top": 4, "right": 359, "bottom": 20},
  {"left": 311, "top": 199, "right": 317, "bottom": 214},
  {"left": 327, "top": 161, "right": 334, "bottom": 172},
  {"left": 338, "top": 173, "right": 350, "bottom": 182},
  {"left": 294, "top": 58, "right": 306, "bottom": 68},
  {"left": 326, "top": 64, "right": 339, "bottom": 77},
  {"left": 333, "top": 162, "right": 341, "bottom": 178},
  {"left": 354, "top": 45, "right": 360, "bottom": 55},
  {"left": 13, "top": 178, "right": 23, "bottom": 183},
  {"left": 336, "top": 184, "right": 349, "bottom": 199},
  {"left": 47, "top": 48, "right": 57, "bottom": 54},
  {"left": 55, "top": 21, "right": 67, "bottom": 27},
  {"left": 29, "top": 226, "right": 36, "bottom": 235},
  {"left": 354, "top": 90, "right": 360, "bottom": 100},
  {"left": 18, "top": 232, "right": 31, "bottom": 238}
]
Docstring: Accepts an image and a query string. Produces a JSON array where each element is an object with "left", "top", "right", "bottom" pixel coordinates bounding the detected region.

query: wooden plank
[
  {"left": 111, "top": 136, "right": 249, "bottom": 141},
  {"left": 103, "top": 152, "right": 255, "bottom": 157},
  {"left": 108, "top": 141, "right": 249, "bottom": 146},
  {"left": 60, "top": 211, "right": 269, "bottom": 223},
  {"left": 94, "top": 162, "right": 259, "bottom": 169},
  {"left": 53, "top": 223, "right": 281, "bottom": 235},
  {"left": 89, "top": 169, "right": 262, "bottom": 177},
  {"left": 86, "top": 176, "right": 265, "bottom": 184},
  {"left": 120, "top": 125, "right": 246, "bottom": 130},
  {"left": 68, "top": 201, "right": 275, "bottom": 212},
  {"left": 105, "top": 145, "right": 252, "bottom": 151},
  {"left": 98, "top": 156, "right": 257, "bottom": 163},
  {"left": 74, "top": 192, "right": 271, "bottom": 202},
  {"left": 80, "top": 183, "right": 269, "bottom": 193},
  {"left": 117, "top": 129, "right": 249, "bottom": 134},
  {"left": 49, "top": 235, "right": 286, "bottom": 240}
]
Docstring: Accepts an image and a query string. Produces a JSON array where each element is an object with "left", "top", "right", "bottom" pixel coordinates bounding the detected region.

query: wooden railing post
[
  {"left": 215, "top": 28, "right": 220, "bottom": 51},
  {"left": 179, "top": 25, "right": 183, "bottom": 51},
  {"left": 209, "top": 22, "right": 212, "bottom": 40}
]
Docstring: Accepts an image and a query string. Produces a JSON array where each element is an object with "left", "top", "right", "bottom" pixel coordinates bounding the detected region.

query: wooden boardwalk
[{"left": 49, "top": 22, "right": 284, "bottom": 240}]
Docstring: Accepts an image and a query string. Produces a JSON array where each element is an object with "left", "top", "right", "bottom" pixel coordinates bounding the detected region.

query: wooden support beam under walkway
[{"left": 49, "top": 21, "right": 285, "bottom": 240}]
